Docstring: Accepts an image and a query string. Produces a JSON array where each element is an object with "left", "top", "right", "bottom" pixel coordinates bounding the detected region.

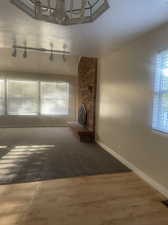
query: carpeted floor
[{"left": 0, "top": 127, "right": 130, "bottom": 184}]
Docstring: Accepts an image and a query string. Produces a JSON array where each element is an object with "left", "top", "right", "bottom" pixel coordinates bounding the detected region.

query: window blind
[
  {"left": 153, "top": 51, "right": 168, "bottom": 133},
  {"left": 41, "top": 82, "right": 69, "bottom": 115},
  {"left": 7, "top": 80, "right": 39, "bottom": 115},
  {"left": 0, "top": 79, "right": 70, "bottom": 116}
]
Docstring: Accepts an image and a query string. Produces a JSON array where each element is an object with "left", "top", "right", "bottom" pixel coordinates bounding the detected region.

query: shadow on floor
[{"left": 0, "top": 143, "right": 130, "bottom": 185}]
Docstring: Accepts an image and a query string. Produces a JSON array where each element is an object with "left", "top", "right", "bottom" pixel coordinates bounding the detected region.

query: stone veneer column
[{"left": 78, "top": 57, "right": 97, "bottom": 132}]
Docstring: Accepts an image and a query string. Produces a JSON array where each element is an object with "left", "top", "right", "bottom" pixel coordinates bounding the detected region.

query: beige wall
[{"left": 96, "top": 23, "right": 168, "bottom": 190}]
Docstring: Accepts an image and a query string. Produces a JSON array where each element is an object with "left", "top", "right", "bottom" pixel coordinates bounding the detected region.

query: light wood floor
[{"left": 0, "top": 172, "right": 168, "bottom": 225}]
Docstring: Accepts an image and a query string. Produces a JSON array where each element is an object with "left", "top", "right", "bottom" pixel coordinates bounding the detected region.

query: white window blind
[
  {"left": 7, "top": 80, "right": 39, "bottom": 115},
  {"left": 153, "top": 51, "right": 168, "bottom": 133},
  {"left": 41, "top": 82, "right": 69, "bottom": 115},
  {"left": 0, "top": 79, "right": 5, "bottom": 115}
]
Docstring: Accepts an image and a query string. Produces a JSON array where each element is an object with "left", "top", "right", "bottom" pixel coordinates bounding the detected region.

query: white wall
[{"left": 96, "top": 23, "right": 168, "bottom": 192}]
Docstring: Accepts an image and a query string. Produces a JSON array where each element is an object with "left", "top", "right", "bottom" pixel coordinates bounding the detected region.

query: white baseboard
[{"left": 96, "top": 140, "right": 168, "bottom": 198}]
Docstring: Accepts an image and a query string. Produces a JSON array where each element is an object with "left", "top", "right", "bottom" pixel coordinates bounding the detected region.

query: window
[
  {"left": 7, "top": 80, "right": 39, "bottom": 115},
  {"left": 153, "top": 51, "right": 168, "bottom": 133},
  {"left": 0, "top": 78, "right": 70, "bottom": 116},
  {"left": 0, "top": 79, "right": 5, "bottom": 115},
  {"left": 41, "top": 82, "right": 69, "bottom": 115}
]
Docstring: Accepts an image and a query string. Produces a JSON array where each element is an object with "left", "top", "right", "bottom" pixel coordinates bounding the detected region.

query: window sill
[
  {"left": 152, "top": 128, "right": 168, "bottom": 137},
  {"left": 0, "top": 114, "right": 70, "bottom": 118}
]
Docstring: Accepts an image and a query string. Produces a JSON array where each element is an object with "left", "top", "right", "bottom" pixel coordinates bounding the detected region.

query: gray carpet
[{"left": 0, "top": 127, "right": 130, "bottom": 184}]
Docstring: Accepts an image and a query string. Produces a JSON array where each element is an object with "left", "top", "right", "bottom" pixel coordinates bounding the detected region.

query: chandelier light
[{"left": 10, "top": 0, "right": 109, "bottom": 25}]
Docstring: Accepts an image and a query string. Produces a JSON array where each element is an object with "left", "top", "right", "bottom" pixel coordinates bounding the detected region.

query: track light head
[
  {"left": 49, "top": 43, "right": 54, "bottom": 61},
  {"left": 23, "top": 48, "right": 27, "bottom": 58},
  {"left": 12, "top": 47, "right": 17, "bottom": 57},
  {"left": 49, "top": 52, "right": 54, "bottom": 61},
  {"left": 62, "top": 54, "right": 66, "bottom": 62},
  {"left": 23, "top": 41, "right": 27, "bottom": 58}
]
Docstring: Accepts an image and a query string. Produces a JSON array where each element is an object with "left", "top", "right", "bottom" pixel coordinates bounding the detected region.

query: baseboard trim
[{"left": 96, "top": 140, "right": 168, "bottom": 198}]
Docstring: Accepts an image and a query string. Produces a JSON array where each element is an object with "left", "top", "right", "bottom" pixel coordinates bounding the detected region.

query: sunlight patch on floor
[{"left": 0, "top": 145, "right": 55, "bottom": 183}]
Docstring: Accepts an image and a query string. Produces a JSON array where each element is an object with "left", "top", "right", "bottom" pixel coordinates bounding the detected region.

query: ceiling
[{"left": 0, "top": 0, "right": 168, "bottom": 57}]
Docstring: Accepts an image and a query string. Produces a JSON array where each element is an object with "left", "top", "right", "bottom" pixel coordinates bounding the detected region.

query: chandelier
[{"left": 10, "top": 0, "right": 109, "bottom": 25}]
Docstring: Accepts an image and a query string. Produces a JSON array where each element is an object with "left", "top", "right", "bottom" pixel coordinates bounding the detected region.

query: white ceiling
[{"left": 0, "top": 0, "right": 168, "bottom": 56}]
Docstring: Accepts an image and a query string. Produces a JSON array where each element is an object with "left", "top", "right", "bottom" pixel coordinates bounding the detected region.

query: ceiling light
[{"left": 10, "top": 0, "right": 109, "bottom": 25}]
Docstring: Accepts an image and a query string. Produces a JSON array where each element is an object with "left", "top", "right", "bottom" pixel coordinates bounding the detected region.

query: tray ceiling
[{"left": 0, "top": 0, "right": 168, "bottom": 56}]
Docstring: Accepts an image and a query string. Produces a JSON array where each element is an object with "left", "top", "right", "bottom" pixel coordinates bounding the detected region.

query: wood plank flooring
[{"left": 0, "top": 172, "right": 168, "bottom": 225}]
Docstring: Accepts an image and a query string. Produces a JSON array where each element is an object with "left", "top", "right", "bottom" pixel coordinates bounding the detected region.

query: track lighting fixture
[
  {"left": 11, "top": 44, "right": 70, "bottom": 62},
  {"left": 12, "top": 46, "right": 17, "bottom": 57}
]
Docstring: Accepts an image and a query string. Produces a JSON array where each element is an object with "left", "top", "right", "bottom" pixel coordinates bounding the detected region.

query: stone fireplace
[
  {"left": 68, "top": 56, "right": 97, "bottom": 142},
  {"left": 78, "top": 57, "right": 97, "bottom": 132}
]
